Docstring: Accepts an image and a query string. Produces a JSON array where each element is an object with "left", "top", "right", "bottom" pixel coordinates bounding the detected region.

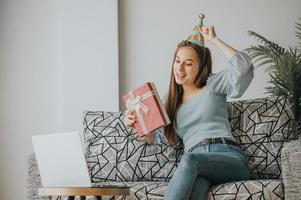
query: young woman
[{"left": 125, "top": 25, "right": 254, "bottom": 200}]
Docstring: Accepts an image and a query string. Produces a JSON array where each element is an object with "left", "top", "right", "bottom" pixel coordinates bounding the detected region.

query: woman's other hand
[
  {"left": 198, "top": 25, "right": 217, "bottom": 43},
  {"left": 124, "top": 110, "right": 156, "bottom": 143},
  {"left": 124, "top": 110, "right": 136, "bottom": 128}
]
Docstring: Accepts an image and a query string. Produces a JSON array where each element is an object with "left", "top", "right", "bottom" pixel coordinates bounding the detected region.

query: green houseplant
[{"left": 246, "top": 18, "right": 301, "bottom": 139}]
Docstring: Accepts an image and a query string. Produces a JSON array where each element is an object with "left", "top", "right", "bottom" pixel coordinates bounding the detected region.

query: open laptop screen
[{"left": 32, "top": 131, "right": 91, "bottom": 187}]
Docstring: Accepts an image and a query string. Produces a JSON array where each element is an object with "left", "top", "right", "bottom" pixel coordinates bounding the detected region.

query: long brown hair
[{"left": 163, "top": 40, "right": 212, "bottom": 145}]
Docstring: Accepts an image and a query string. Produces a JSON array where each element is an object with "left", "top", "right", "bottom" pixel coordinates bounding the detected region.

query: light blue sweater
[{"left": 155, "top": 51, "right": 254, "bottom": 152}]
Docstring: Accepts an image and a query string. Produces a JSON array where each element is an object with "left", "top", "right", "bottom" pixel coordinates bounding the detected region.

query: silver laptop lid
[{"left": 32, "top": 131, "right": 91, "bottom": 187}]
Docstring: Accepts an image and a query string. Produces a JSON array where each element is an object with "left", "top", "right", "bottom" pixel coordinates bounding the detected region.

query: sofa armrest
[
  {"left": 281, "top": 140, "right": 301, "bottom": 200},
  {"left": 27, "top": 153, "right": 50, "bottom": 200}
]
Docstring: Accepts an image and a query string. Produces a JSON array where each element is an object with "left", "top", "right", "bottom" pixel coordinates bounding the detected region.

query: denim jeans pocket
[
  {"left": 189, "top": 144, "right": 208, "bottom": 153},
  {"left": 228, "top": 144, "right": 248, "bottom": 164},
  {"left": 228, "top": 144, "right": 244, "bottom": 154},
  {"left": 209, "top": 143, "right": 231, "bottom": 152}
]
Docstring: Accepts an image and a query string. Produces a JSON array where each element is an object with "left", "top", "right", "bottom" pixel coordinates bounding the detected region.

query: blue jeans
[{"left": 165, "top": 143, "right": 250, "bottom": 200}]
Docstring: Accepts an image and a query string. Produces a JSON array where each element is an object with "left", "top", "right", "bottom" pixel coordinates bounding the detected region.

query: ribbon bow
[
  {"left": 125, "top": 90, "right": 154, "bottom": 134},
  {"left": 126, "top": 95, "right": 149, "bottom": 113}
]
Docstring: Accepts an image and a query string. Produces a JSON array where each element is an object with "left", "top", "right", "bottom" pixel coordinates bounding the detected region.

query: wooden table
[{"left": 38, "top": 187, "right": 131, "bottom": 200}]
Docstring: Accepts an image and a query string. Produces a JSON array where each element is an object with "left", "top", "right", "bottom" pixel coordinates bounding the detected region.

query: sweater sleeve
[
  {"left": 153, "top": 127, "right": 169, "bottom": 145},
  {"left": 206, "top": 51, "right": 254, "bottom": 98},
  {"left": 153, "top": 127, "right": 184, "bottom": 150}
]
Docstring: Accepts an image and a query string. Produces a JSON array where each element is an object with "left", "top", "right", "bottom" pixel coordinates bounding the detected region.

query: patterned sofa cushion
[
  {"left": 83, "top": 96, "right": 295, "bottom": 182},
  {"left": 208, "top": 179, "right": 284, "bottom": 200},
  {"left": 227, "top": 96, "right": 295, "bottom": 179},
  {"left": 83, "top": 111, "right": 181, "bottom": 182}
]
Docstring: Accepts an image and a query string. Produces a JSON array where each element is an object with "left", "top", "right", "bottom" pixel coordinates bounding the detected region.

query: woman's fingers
[
  {"left": 129, "top": 115, "right": 136, "bottom": 120},
  {"left": 124, "top": 110, "right": 136, "bottom": 127},
  {"left": 125, "top": 119, "right": 135, "bottom": 125},
  {"left": 197, "top": 25, "right": 217, "bottom": 42},
  {"left": 125, "top": 110, "right": 136, "bottom": 119},
  {"left": 125, "top": 110, "right": 132, "bottom": 115},
  {"left": 201, "top": 26, "right": 208, "bottom": 32},
  {"left": 125, "top": 118, "right": 135, "bottom": 126}
]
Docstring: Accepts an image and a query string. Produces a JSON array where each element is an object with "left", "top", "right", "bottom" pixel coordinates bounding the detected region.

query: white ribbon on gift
[{"left": 125, "top": 90, "right": 155, "bottom": 134}]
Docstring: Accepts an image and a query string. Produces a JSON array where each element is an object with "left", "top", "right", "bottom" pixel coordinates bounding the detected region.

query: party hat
[{"left": 187, "top": 13, "right": 205, "bottom": 47}]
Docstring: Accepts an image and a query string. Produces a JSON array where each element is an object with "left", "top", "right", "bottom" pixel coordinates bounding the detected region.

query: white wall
[
  {"left": 119, "top": 0, "right": 301, "bottom": 109},
  {"left": 62, "top": 0, "right": 119, "bottom": 131},
  {"left": 0, "top": 0, "right": 118, "bottom": 199},
  {"left": 0, "top": 1, "right": 62, "bottom": 199}
]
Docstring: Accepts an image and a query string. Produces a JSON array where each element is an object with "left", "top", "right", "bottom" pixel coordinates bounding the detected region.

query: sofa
[{"left": 27, "top": 96, "right": 300, "bottom": 200}]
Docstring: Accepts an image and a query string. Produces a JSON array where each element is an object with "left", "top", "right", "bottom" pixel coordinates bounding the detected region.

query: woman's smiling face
[{"left": 173, "top": 46, "right": 200, "bottom": 86}]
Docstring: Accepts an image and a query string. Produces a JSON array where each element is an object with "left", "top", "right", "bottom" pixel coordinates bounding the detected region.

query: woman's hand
[
  {"left": 124, "top": 110, "right": 136, "bottom": 129},
  {"left": 197, "top": 25, "right": 218, "bottom": 43},
  {"left": 124, "top": 110, "right": 156, "bottom": 143}
]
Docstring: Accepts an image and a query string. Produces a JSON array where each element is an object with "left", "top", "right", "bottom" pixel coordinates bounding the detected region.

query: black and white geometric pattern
[
  {"left": 83, "top": 111, "right": 181, "bottom": 182},
  {"left": 208, "top": 179, "right": 284, "bottom": 200},
  {"left": 227, "top": 96, "right": 295, "bottom": 179},
  {"left": 27, "top": 96, "right": 295, "bottom": 200}
]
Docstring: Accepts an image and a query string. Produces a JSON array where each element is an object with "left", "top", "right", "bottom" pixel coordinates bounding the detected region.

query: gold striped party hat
[{"left": 187, "top": 13, "right": 205, "bottom": 47}]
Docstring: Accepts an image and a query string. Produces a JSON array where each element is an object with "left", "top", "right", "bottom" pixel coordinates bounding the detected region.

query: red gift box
[{"left": 122, "top": 82, "right": 171, "bottom": 137}]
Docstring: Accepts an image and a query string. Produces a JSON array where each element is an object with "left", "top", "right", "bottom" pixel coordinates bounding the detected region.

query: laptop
[{"left": 32, "top": 131, "right": 92, "bottom": 187}]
